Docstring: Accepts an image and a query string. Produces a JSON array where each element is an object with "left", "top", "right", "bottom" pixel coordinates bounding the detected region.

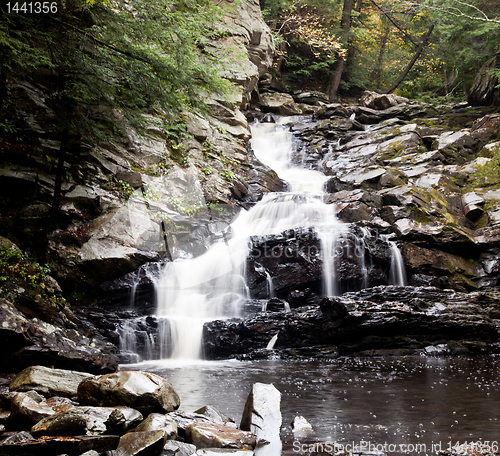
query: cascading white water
[
  {"left": 153, "top": 119, "right": 346, "bottom": 360},
  {"left": 388, "top": 241, "right": 408, "bottom": 286},
  {"left": 148, "top": 118, "right": 408, "bottom": 361}
]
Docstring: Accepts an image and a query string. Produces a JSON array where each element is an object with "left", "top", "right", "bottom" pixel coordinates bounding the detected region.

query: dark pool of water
[{"left": 123, "top": 356, "right": 500, "bottom": 456}]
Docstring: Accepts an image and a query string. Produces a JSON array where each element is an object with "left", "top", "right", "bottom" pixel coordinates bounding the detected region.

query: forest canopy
[{"left": 259, "top": 0, "right": 500, "bottom": 102}]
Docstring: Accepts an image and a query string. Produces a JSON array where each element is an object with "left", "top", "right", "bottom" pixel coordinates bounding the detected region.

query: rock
[
  {"left": 259, "top": 93, "right": 302, "bottom": 116},
  {"left": 359, "top": 90, "right": 409, "bottom": 110},
  {"left": 77, "top": 371, "right": 180, "bottom": 413},
  {"left": 0, "top": 430, "right": 35, "bottom": 444},
  {"left": 30, "top": 406, "right": 142, "bottom": 437},
  {"left": 9, "top": 366, "right": 93, "bottom": 399},
  {"left": 204, "top": 286, "right": 500, "bottom": 358},
  {"left": 462, "top": 192, "right": 485, "bottom": 221},
  {"left": 240, "top": 383, "right": 281, "bottom": 454},
  {"left": 9, "top": 391, "right": 65, "bottom": 427},
  {"left": 291, "top": 416, "right": 314, "bottom": 436},
  {"left": 162, "top": 441, "right": 197, "bottom": 456},
  {"left": 167, "top": 410, "right": 215, "bottom": 438},
  {"left": 0, "top": 298, "right": 118, "bottom": 374},
  {"left": 0, "top": 435, "right": 120, "bottom": 455},
  {"left": 293, "top": 91, "right": 330, "bottom": 105},
  {"left": 185, "top": 422, "right": 256, "bottom": 450},
  {"left": 115, "top": 170, "right": 144, "bottom": 189},
  {"left": 193, "top": 406, "right": 236, "bottom": 427},
  {"left": 131, "top": 413, "right": 178, "bottom": 440},
  {"left": 110, "top": 430, "right": 166, "bottom": 456}
]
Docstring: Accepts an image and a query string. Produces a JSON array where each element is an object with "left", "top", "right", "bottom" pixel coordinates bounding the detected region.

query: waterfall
[
  {"left": 120, "top": 117, "right": 407, "bottom": 362},
  {"left": 388, "top": 241, "right": 407, "bottom": 286}
]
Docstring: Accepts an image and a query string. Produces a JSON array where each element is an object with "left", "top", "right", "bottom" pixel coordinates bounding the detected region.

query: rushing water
[
  {"left": 124, "top": 356, "right": 500, "bottom": 456},
  {"left": 121, "top": 117, "right": 408, "bottom": 361}
]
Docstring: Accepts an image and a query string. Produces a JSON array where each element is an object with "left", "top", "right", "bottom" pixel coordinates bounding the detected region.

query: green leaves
[{"left": 1, "top": 0, "right": 233, "bottom": 143}]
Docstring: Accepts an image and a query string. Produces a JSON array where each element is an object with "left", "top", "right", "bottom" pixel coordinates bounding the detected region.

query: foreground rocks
[{"left": 0, "top": 367, "right": 280, "bottom": 456}]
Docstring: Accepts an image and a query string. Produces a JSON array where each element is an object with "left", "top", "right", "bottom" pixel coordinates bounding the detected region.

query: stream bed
[{"left": 123, "top": 355, "right": 500, "bottom": 456}]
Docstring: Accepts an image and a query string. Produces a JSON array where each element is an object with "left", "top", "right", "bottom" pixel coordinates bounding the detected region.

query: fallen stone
[
  {"left": 240, "top": 383, "right": 281, "bottom": 454},
  {"left": 0, "top": 435, "right": 119, "bottom": 455},
  {"left": 292, "top": 416, "right": 314, "bottom": 436},
  {"left": 131, "top": 413, "right": 178, "bottom": 440},
  {"left": 109, "top": 430, "right": 166, "bottom": 456},
  {"left": 162, "top": 440, "right": 197, "bottom": 456},
  {"left": 259, "top": 93, "right": 302, "bottom": 116},
  {"left": 359, "top": 91, "right": 409, "bottom": 110},
  {"left": 462, "top": 192, "right": 485, "bottom": 221},
  {"left": 167, "top": 410, "right": 214, "bottom": 438},
  {"left": 185, "top": 422, "right": 256, "bottom": 450},
  {"left": 30, "top": 406, "right": 142, "bottom": 437},
  {"left": 193, "top": 406, "right": 236, "bottom": 427},
  {"left": 78, "top": 371, "right": 180, "bottom": 413},
  {"left": 9, "top": 366, "right": 93, "bottom": 399},
  {"left": 9, "top": 391, "right": 64, "bottom": 427}
]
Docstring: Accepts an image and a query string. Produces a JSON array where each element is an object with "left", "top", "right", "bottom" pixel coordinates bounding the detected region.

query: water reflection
[{"left": 122, "top": 356, "right": 500, "bottom": 455}]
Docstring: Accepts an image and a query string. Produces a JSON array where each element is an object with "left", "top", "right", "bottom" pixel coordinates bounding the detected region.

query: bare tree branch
[{"left": 402, "top": 1, "right": 500, "bottom": 24}]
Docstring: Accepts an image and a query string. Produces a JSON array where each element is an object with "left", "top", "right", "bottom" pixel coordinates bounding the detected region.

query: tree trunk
[
  {"left": 328, "top": 0, "right": 355, "bottom": 101},
  {"left": 372, "top": 19, "right": 390, "bottom": 88},
  {"left": 461, "top": 62, "right": 468, "bottom": 98},
  {"left": 386, "top": 24, "right": 434, "bottom": 94}
]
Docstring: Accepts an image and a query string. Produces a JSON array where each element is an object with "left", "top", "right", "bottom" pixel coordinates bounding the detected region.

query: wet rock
[
  {"left": 30, "top": 406, "right": 142, "bottom": 437},
  {"left": 9, "top": 391, "right": 67, "bottom": 428},
  {"left": 359, "top": 91, "right": 409, "bottom": 110},
  {"left": 240, "top": 383, "right": 281, "bottom": 453},
  {"left": 131, "top": 413, "right": 178, "bottom": 440},
  {"left": 78, "top": 371, "right": 180, "bottom": 413},
  {"left": 168, "top": 410, "right": 215, "bottom": 438},
  {"left": 462, "top": 192, "right": 485, "bottom": 221},
  {"left": 0, "top": 435, "right": 120, "bottom": 455},
  {"left": 292, "top": 416, "right": 314, "bottom": 436},
  {"left": 110, "top": 430, "right": 166, "bottom": 456},
  {"left": 162, "top": 441, "right": 197, "bottom": 456},
  {"left": 193, "top": 406, "right": 236, "bottom": 427},
  {"left": 259, "top": 93, "right": 302, "bottom": 116},
  {"left": 185, "top": 422, "right": 256, "bottom": 450},
  {"left": 0, "top": 298, "right": 118, "bottom": 374},
  {"left": 9, "top": 366, "right": 92, "bottom": 400},
  {"left": 204, "top": 286, "right": 500, "bottom": 358}
]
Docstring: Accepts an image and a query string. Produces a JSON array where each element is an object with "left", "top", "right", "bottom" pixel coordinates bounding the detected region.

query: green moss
[{"left": 469, "top": 146, "right": 500, "bottom": 188}]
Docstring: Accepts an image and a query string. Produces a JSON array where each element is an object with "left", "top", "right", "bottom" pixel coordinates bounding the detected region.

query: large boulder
[
  {"left": 10, "top": 366, "right": 93, "bottom": 399},
  {"left": 30, "top": 406, "right": 143, "bottom": 436},
  {"left": 77, "top": 371, "right": 180, "bottom": 413},
  {"left": 240, "top": 383, "right": 282, "bottom": 454},
  {"left": 259, "top": 93, "right": 302, "bottom": 116},
  {"left": 185, "top": 422, "right": 256, "bottom": 449},
  {"left": 110, "top": 430, "right": 166, "bottom": 456},
  {"left": 359, "top": 91, "right": 410, "bottom": 110},
  {"left": 0, "top": 298, "right": 118, "bottom": 374},
  {"left": 9, "top": 391, "right": 65, "bottom": 427},
  {"left": 130, "top": 413, "right": 178, "bottom": 440}
]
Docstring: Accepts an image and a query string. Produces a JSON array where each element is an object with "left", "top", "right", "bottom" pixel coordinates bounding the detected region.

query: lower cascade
[{"left": 121, "top": 118, "right": 407, "bottom": 362}]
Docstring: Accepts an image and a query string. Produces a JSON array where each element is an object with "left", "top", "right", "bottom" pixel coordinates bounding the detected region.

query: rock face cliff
[{"left": 0, "top": 0, "right": 277, "bottom": 372}]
